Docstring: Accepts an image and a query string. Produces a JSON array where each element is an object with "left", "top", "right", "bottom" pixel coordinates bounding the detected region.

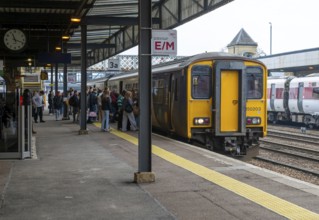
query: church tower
[{"left": 227, "top": 28, "right": 258, "bottom": 57}]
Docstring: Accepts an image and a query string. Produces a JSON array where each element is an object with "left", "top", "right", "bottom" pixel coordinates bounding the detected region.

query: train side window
[
  {"left": 191, "top": 65, "right": 211, "bottom": 99},
  {"left": 246, "top": 67, "right": 263, "bottom": 99},
  {"left": 276, "top": 88, "right": 284, "bottom": 99},
  {"left": 153, "top": 79, "right": 165, "bottom": 104},
  {"left": 313, "top": 87, "right": 319, "bottom": 99}
]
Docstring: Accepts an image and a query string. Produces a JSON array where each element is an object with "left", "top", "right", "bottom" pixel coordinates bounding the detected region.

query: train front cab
[{"left": 188, "top": 59, "right": 267, "bottom": 155}]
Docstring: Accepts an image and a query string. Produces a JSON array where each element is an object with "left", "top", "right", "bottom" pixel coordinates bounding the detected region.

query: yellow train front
[{"left": 109, "top": 52, "right": 267, "bottom": 155}]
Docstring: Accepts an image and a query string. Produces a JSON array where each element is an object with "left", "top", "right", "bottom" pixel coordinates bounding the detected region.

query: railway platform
[{"left": 0, "top": 114, "right": 319, "bottom": 219}]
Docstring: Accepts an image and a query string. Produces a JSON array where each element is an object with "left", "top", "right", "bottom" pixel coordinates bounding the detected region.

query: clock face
[{"left": 3, "top": 29, "right": 27, "bottom": 52}]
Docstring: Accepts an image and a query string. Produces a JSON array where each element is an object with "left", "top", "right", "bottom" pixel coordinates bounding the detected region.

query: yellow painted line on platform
[{"left": 94, "top": 123, "right": 319, "bottom": 219}]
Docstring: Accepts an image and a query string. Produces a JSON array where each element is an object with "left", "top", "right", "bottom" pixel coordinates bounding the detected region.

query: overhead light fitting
[
  {"left": 62, "top": 35, "right": 70, "bottom": 40},
  {"left": 55, "top": 46, "right": 62, "bottom": 51},
  {"left": 71, "top": 17, "right": 81, "bottom": 23}
]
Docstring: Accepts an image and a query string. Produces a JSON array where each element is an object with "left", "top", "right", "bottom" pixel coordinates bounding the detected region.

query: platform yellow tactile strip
[{"left": 94, "top": 124, "right": 319, "bottom": 219}]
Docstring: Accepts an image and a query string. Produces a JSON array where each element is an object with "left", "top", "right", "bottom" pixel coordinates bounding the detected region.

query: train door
[
  {"left": 270, "top": 83, "right": 276, "bottom": 111},
  {"left": 169, "top": 73, "right": 176, "bottom": 131},
  {"left": 213, "top": 61, "right": 246, "bottom": 136},
  {"left": 297, "top": 82, "right": 304, "bottom": 113}
]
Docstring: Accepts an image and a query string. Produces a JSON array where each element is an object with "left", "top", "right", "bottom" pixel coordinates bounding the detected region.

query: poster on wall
[{"left": 68, "top": 74, "right": 76, "bottom": 83}]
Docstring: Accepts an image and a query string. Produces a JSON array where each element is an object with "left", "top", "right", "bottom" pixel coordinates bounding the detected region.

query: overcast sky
[{"left": 122, "top": 0, "right": 319, "bottom": 56}]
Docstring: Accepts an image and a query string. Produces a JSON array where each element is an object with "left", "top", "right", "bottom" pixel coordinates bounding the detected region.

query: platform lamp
[
  {"left": 55, "top": 46, "right": 62, "bottom": 51},
  {"left": 70, "top": 17, "right": 81, "bottom": 23},
  {"left": 62, "top": 35, "right": 70, "bottom": 41}
]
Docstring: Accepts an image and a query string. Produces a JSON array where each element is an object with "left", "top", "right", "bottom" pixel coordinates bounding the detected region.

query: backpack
[
  {"left": 124, "top": 102, "right": 133, "bottom": 113},
  {"left": 69, "top": 95, "right": 75, "bottom": 106},
  {"left": 89, "top": 93, "right": 97, "bottom": 107},
  {"left": 110, "top": 92, "right": 117, "bottom": 104},
  {"left": 54, "top": 96, "right": 62, "bottom": 108},
  {"left": 101, "top": 97, "right": 111, "bottom": 111},
  {"left": 117, "top": 95, "right": 124, "bottom": 108}
]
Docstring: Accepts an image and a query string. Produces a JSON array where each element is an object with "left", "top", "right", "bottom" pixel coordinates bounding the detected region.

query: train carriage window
[
  {"left": 313, "top": 87, "right": 319, "bottom": 99},
  {"left": 276, "top": 88, "right": 284, "bottom": 99},
  {"left": 191, "top": 65, "right": 211, "bottom": 99},
  {"left": 246, "top": 67, "right": 263, "bottom": 99},
  {"left": 153, "top": 79, "right": 165, "bottom": 104}
]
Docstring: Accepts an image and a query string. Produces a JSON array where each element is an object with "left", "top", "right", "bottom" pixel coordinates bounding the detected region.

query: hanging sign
[
  {"left": 67, "top": 74, "right": 76, "bottom": 83},
  {"left": 152, "top": 30, "right": 177, "bottom": 56},
  {"left": 40, "top": 70, "right": 48, "bottom": 80},
  {"left": 108, "top": 58, "right": 120, "bottom": 70}
]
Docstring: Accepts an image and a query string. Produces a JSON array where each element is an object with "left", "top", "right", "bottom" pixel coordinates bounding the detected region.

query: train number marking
[{"left": 247, "top": 107, "right": 261, "bottom": 111}]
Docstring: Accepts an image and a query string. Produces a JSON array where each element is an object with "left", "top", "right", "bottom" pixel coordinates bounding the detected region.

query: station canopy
[{"left": 0, "top": 0, "right": 233, "bottom": 68}]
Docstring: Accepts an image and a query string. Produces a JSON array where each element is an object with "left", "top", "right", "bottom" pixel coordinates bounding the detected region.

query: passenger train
[
  {"left": 267, "top": 73, "right": 319, "bottom": 128},
  {"left": 91, "top": 52, "right": 268, "bottom": 155}
]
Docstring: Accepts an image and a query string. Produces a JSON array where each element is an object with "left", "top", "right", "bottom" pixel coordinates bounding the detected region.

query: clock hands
[
  {"left": 11, "top": 32, "right": 24, "bottom": 44},
  {"left": 15, "top": 39, "right": 24, "bottom": 44},
  {"left": 11, "top": 33, "right": 17, "bottom": 42}
]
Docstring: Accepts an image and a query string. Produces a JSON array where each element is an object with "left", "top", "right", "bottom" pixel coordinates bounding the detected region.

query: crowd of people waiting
[{"left": 43, "top": 86, "right": 139, "bottom": 132}]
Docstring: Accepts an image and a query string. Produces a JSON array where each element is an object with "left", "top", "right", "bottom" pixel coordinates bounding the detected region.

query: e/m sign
[{"left": 151, "top": 30, "right": 177, "bottom": 56}]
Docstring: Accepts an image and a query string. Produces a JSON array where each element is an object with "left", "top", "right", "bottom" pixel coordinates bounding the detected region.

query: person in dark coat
[
  {"left": 71, "top": 90, "right": 80, "bottom": 123},
  {"left": 48, "top": 91, "right": 53, "bottom": 115}
]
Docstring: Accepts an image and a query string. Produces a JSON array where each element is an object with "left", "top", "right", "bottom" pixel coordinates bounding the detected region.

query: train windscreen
[
  {"left": 191, "top": 65, "right": 211, "bottom": 99},
  {"left": 246, "top": 67, "right": 263, "bottom": 99}
]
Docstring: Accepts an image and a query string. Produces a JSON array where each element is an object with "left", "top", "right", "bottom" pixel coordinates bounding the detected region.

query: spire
[{"left": 227, "top": 28, "right": 257, "bottom": 47}]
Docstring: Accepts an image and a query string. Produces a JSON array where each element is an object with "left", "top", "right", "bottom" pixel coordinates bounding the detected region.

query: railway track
[
  {"left": 249, "top": 127, "right": 319, "bottom": 183},
  {"left": 267, "top": 129, "right": 319, "bottom": 146},
  {"left": 260, "top": 140, "right": 319, "bottom": 161},
  {"left": 255, "top": 141, "right": 319, "bottom": 177},
  {"left": 254, "top": 155, "right": 319, "bottom": 177}
]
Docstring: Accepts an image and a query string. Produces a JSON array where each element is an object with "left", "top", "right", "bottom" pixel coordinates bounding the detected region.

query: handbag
[
  {"left": 89, "top": 111, "right": 97, "bottom": 117},
  {"left": 133, "top": 105, "right": 139, "bottom": 116}
]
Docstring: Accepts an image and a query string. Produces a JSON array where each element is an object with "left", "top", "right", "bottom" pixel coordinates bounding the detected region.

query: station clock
[{"left": 3, "top": 29, "right": 27, "bottom": 52}]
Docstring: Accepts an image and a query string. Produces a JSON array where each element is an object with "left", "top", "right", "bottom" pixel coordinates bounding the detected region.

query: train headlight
[
  {"left": 194, "top": 117, "right": 210, "bottom": 125},
  {"left": 246, "top": 117, "right": 261, "bottom": 125}
]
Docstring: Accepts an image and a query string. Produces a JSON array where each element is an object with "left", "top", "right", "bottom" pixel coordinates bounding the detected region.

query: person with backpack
[
  {"left": 53, "top": 91, "right": 63, "bottom": 121},
  {"left": 121, "top": 90, "right": 137, "bottom": 132},
  {"left": 110, "top": 89, "right": 118, "bottom": 123}
]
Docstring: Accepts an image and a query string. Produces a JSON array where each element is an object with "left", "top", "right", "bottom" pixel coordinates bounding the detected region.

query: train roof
[
  {"left": 306, "top": 73, "right": 319, "bottom": 77},
  {"left": 177, "top": 52, "right": 264, "bottom": 67},
  {"left": 267, "top": 76, "right": 295, "bottom": 80},
  {"left": 108, "top": 52, "right": 265, "bottom": 81},
  {"left": 87, "top": 74, "right": 114, "bottom": 85}
]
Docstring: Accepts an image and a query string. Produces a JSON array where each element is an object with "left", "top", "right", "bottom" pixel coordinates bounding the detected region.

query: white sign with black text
[{"left": 108, "top": 58, "right": 120, "bottom": 71}]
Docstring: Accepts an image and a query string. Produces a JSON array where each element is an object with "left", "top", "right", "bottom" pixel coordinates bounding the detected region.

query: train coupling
[{"left": 224, "top": 138, "right": 242, "bottom": 156}]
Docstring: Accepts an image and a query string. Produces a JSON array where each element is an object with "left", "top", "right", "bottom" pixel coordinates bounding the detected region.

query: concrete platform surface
[{"left": 0, "top": 115, "right": 319, "bottom": 220}]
